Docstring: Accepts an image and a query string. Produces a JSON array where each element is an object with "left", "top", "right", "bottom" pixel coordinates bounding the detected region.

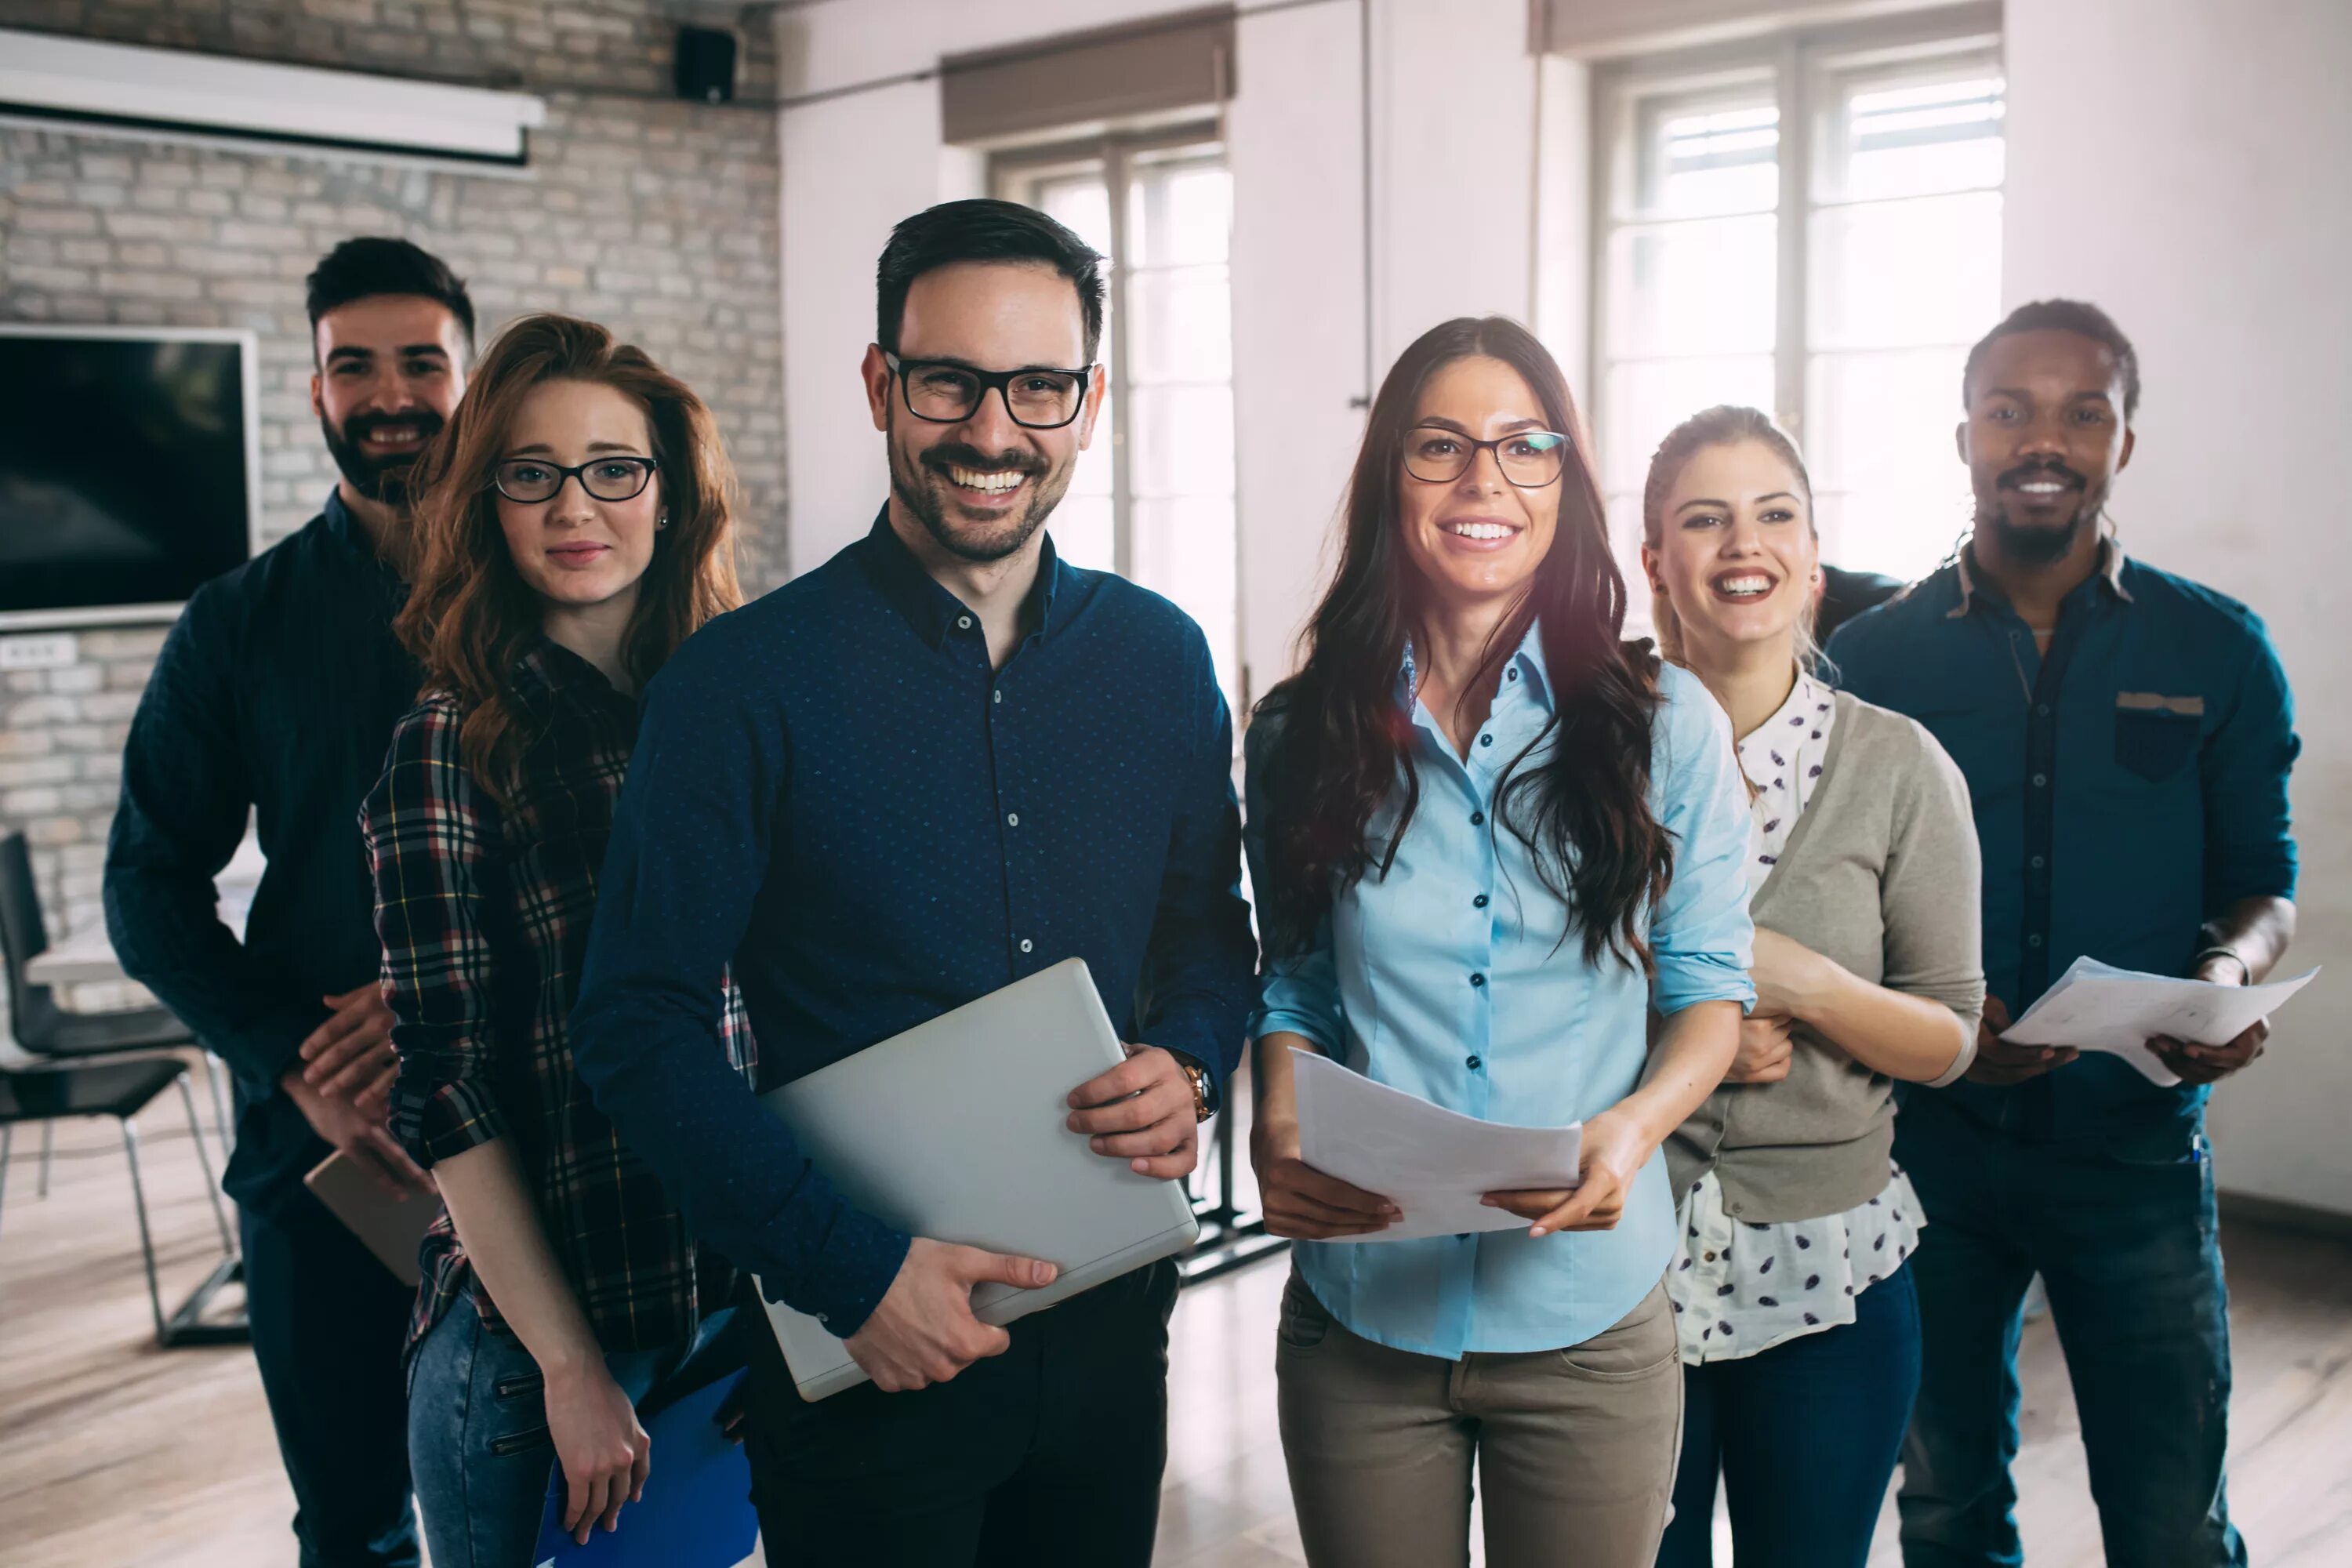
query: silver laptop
[
  {"left": 754, "top": 958, "right": 1201, "bottom": 1400},
  {"left": 303, "top": 1151, "right": 437, "bottom": 1287}
]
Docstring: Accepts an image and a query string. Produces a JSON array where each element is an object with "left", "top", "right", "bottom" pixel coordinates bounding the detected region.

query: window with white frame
[
  {"left": 995, "top": 132, "right": 1240, "bottom": 712},
  {"left": 1593, "top": 12, "right": 2004, "bottom": 601}
]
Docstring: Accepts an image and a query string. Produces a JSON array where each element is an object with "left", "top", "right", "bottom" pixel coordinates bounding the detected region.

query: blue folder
[{"left": 530, "top": 1368, "right": 758, "bottom": 1568}]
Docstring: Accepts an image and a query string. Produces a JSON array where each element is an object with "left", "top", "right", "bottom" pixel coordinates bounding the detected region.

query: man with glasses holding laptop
[{"left": 568, "top": 199, "right": 1255, "bottom": 1566}]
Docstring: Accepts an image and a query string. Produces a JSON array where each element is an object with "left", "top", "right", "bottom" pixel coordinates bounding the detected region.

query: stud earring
[{"left": 656, "top": 512, "right": 670, "bottom": 531}]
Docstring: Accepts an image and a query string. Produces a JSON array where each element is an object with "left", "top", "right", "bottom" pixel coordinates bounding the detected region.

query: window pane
[
  {"left": 1127, "top": 160, "right": 1231, "bottom": 267},
  {"left": 1820, "top": 71, "right": 2005, "bottom": 203},
  {"left": 1606, "top": 490, "right": 1654, "bottom": 638},
  {"left": 1600, "top": 355, "right": 1776, "bottom": 492},
  {"left": 1051, "top": 492, "right": 1116, "bottom": 573},
  {"left": 1127, "top": 265, "right": 1232, "bottom": 383},
  {"left": 1034, "top": 172, "right": 1112, "bottom": 260},
  {"left": 1809, "top": 191, "right": 2002, "bottom": 350},
  {"left": 1606, "top": 216, "right": 1777, "bottom": 359},
  {"left": 1636, "top": 97, "right": 1780, "bottom": 217},
  {"left": 1133, "top": 494, "right": 1238, "bottom": 708},
  {"left": 1128, "top": 384, "right": 1236, "bottom": 500},
  {"left": 1804, "top": 347, "right": 1975, "bottom": 581}
]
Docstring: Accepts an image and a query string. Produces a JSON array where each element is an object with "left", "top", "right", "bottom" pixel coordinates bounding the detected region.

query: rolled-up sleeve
[
  {"left": 1240, "top": 710, "right": 1345, "bottom": 1050},
  {"left": 362, "top": 700, "right": 510, "bottom": 1167},
  {"left": 1649, "top": 671, "right": 1757, "bottom": 1016},
  {"left": 2202, "top": 615, "right": 2299, "bottom": 907}
]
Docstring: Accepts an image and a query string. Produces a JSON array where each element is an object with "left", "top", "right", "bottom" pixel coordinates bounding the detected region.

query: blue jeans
[
  {"left": 1893, "top": 1089, "right": 2244, "bottom": 1567},
  {"left": 1657, "top": 1261, "right": 1921, "bottom": 1568},
  {"left": 405, "top": 1292, "right": 731, "bottom": 1568}
]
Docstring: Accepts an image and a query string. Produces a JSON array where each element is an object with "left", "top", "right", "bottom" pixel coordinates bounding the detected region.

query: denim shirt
[
  {"left": 1827, "top": 541, "right": 2299, "bottom": 1140},
  {"left": 1245, "top": 630, "right": 1755, "bottom": 1359}
]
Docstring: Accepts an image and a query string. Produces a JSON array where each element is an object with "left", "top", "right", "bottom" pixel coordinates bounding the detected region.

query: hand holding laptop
[{"left": 846, "top": 1240, "right": 1060, "bottom": 1392}]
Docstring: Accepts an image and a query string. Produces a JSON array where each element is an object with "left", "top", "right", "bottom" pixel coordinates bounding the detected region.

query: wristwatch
[{"left": 1169, "top": 1051, "right": 1216, "bottom": 1123}]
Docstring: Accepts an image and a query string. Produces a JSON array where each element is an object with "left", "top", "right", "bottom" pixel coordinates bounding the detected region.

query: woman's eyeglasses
[
  {"left": 492, "top": 456, "right": 659, "bottom": 504},
  {"left": 884, "top": 352, "right": 1092, "bottom": 430},
  {"left": 1403, "top": 426, "right": 1569, "bottom": 488}
]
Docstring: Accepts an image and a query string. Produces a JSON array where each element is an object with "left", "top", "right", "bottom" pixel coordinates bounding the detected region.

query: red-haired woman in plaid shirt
[{"left": 361, "top": 314, "right": 751, "bottom": 1566}]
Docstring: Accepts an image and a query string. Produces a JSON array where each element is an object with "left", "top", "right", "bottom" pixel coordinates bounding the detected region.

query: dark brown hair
[
  {"left": 1254, "top": 316, "right": 1672, "bottom": 971},
  {"left": 397, "top": 313, "right": 742, "bottom": 797}
]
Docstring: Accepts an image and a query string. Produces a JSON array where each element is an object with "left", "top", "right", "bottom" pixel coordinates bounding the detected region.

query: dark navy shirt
[
  {"left": 569, "top": 514, "right": 1257, "bottom": 1335},
  {"left": 1827, "top": 540, "right": 2299, "bottom": 1139},
  {"left": 105, "top": 491, "right": 419, "bottom": 1210}
]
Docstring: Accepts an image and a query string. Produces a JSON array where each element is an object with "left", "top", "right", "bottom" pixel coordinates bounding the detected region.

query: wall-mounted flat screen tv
[{"left": 0, "top": 326, "right": 261, "bottom": 630}]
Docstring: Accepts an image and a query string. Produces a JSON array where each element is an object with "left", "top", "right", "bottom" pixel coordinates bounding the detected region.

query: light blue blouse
[{"left": 1245, "top": 627, "right": 1755, "bottom": 1359}]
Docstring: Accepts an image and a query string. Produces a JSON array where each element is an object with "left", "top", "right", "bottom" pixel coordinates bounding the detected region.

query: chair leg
[
  {"left": 118, "top": 1116, "right": 169, "bottom": 1343},
  {"left": 175, "top": 1073, "right": 234, "bottom": 1256},
  {"left": 198, "top": 1049, "right": 235, "bottom": 1163},
  {"left": 38, "top": 1120, "right": 53, "bottom": 1200}
]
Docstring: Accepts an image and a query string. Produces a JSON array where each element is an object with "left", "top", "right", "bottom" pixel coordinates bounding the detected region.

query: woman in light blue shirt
[{"left": 1245, "top": 317, "right": 1753, "bottom": 1568}]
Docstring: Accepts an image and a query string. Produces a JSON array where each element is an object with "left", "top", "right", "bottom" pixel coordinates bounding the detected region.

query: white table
[{"left": 27, "top": 837, "right": 263, "bottom": 989}]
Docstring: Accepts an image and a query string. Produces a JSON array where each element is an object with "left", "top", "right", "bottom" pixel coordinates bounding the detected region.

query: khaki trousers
[{"left": 1275, "top": 1271, "right": 1682, "bottom": 1568}]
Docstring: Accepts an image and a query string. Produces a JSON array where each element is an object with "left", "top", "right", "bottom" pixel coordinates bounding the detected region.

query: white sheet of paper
[
  {"left": 1290, "top": 1047, "right": 1581, "bottom": 1243},
  {"left": 2000, "top": 956, "right": 2320, "bottom": 1087}
]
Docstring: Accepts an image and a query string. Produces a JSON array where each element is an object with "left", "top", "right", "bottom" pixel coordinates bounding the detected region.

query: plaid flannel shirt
[{"left": 363, "top": 640, "right": 756, "bottom": 1353}]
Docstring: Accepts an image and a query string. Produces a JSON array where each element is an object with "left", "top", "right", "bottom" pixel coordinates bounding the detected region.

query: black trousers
[
  {"left": 747, "top": 1259, "right": 1181, "bottom": 1567},
  {"left": 239, "top": 1142, "right": 420, "bottom": 1568}
]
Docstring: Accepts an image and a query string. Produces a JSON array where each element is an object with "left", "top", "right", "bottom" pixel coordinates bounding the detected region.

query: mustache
[
  {"left": 1998, "top": 458, "right": 2085, "bottom": 492},
  {"left": 920, "top": 443, "right": 1046, "bottom": 477}
]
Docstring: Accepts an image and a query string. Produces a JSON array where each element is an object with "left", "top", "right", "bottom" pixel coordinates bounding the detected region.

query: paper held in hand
[
  {"left": 1999, "top": 955, "right": 2320, "bottom": 1087},
  {"left": 1290, "top": 1047, "right": 1581, "bottom": 1243}
]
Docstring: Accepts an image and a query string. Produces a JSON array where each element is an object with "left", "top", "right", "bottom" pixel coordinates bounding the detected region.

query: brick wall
[{"left": 0, "top": 2, "right": 788, "bottom": 962}]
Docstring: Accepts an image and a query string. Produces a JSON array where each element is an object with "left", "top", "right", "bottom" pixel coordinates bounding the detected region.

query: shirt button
[
  {"left": 1470, "top": 811, "right": 1486, "bottom": 827},
  {"left": 2032, "top": 772, "right": 2048, "bottom": 788},
  {"left": 1473, "top": 893, "right": 1490, "bottom": 909},
  {"left": 1479, "top": 734, "right": 1494, "bottom": 747},
  {"left": 1507, "top": 668, "right": 1519, "bottom": 681},
  {"left": 1006, "top": 812, "right": 1019, "bottom": 827},
  {"left": 2031, "top": 855, "right": 2046, "bottom": 869},
  {"left": 957, "top": 615, "right": 974, "bottom": 630},
  {"left": 1469, "top": 972, "right": 1486, "bottom": 989},
  {"left": 815, "top": 1312, "right": 829, "bottom": 1324},
  {"left": 1704, "top": 1250, "right": 1717, "bottom": 1262},
  {"left": 993, "top": 689, "right": 1004, "bottom": 704},
  {"left": 2036, "top": 704, "right": 2050, "bottom": 717},
  {"left": 1466, "top": 1054, "right": 1483, "bottom": 1070},
  {"left": 2027, "top": 934, "right": 2044, "bottom": 948},
  {"left": 1018, "top": 938, "right": 1033, "bottom": 954}
]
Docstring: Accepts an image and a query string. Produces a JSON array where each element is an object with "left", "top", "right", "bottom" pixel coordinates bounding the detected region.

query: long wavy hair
[
  {"left": 397, "top": 314, "right": 743, "bottom": 797},
  {"left": 1254, "top": 316, "right": 1673, "bottom": 970}
]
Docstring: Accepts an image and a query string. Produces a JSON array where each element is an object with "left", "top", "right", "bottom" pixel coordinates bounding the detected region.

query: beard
[
  {"left": 887, "top": 432, "right": 1073, "bottom": 564},
  {"left": 1976, "top": 457, "right": 2098, "bottom": 566},
  {"left": 321, "top": 408, "right": 445, "bottom": 508}
]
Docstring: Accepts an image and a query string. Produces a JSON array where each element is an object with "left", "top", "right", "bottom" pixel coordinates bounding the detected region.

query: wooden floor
[{"left": 5, "top": 1078, "right": 2350, "bottom": 1567}]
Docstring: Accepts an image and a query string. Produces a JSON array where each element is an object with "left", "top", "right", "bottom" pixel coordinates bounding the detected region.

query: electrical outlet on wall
[{"left": 0, "top": 633, "right": 78, "bottom": 671}]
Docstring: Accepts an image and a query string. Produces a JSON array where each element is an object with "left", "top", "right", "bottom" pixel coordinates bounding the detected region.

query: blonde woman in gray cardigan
[{"left": 1639, "top": 408, "right": 1985, "bottom": 1568}]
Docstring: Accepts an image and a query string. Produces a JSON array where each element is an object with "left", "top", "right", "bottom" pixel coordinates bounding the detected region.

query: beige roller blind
[{"left": 942, "top": 6, "right": 1236, "bottom": 146}]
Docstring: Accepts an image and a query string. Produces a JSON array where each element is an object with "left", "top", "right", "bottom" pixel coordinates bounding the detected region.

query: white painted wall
[
  {"left": 2003, "top": 0, "right": 2352, "bottom": 1214},
  {"left": 772, "top": 0, "right": 1556, "bottom": 696}
]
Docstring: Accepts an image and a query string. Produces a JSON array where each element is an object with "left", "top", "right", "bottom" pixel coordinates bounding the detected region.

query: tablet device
[
  {"left": 303, "top": 1150, "right": 437, "bottom": 1287},
  {"left": 753, "top": 958, "right": 1201, "bottom": 1400}
]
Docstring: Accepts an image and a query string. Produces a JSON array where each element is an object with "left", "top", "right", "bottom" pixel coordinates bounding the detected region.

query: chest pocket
[{"left": 2114, "top": 693, "right": 2203, "bottom": 783}]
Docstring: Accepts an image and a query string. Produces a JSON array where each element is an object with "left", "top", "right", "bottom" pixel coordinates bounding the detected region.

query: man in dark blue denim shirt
[
  {"left": 106, "top": 239, "right": 473, "bottom": 1568},
  {"left": 1828, "top": 300, "right": 2298, "bottom": 1568},
  {"left": 569, "top": 201, "right": 1254, "bottom": 1567}
]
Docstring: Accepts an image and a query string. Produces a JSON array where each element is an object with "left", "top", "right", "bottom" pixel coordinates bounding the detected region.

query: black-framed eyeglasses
[
  {"left": 884, "top": 351, "right": 1093, "bottom": 430},
  {"left": 1403, "top": 425, "right": 1570, "bottom": 488},
  {"left": 492, "top": 456, "right": 659, "bottom": 504}
]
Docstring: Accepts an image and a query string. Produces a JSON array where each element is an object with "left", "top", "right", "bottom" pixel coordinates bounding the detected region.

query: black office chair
[
  {"left": 0, "top": 832, "right": 234, "bottom": 1184},
  {"left": 0, "top": 1053, "right": 237, "bottom": 1343}
]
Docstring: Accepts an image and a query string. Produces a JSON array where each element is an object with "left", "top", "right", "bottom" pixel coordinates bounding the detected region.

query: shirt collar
[
  {"left": 1948, "top": 528, "right": 2135, "bottom": 619},
  {"left": 852, "top": 506, "right": 1068, "bottom": 650},
  {"left": 1737, "top": 666, "right": 1823, "bottom": 765},
  {"left": 321, "top": 487, "right": 407, "bottom": 587},
  {"left": 513, "top": 636, "right": 625, "bottom": 709},
  {"left": 1396, "top": 620, "right": 1555, "bottom": 713}
]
